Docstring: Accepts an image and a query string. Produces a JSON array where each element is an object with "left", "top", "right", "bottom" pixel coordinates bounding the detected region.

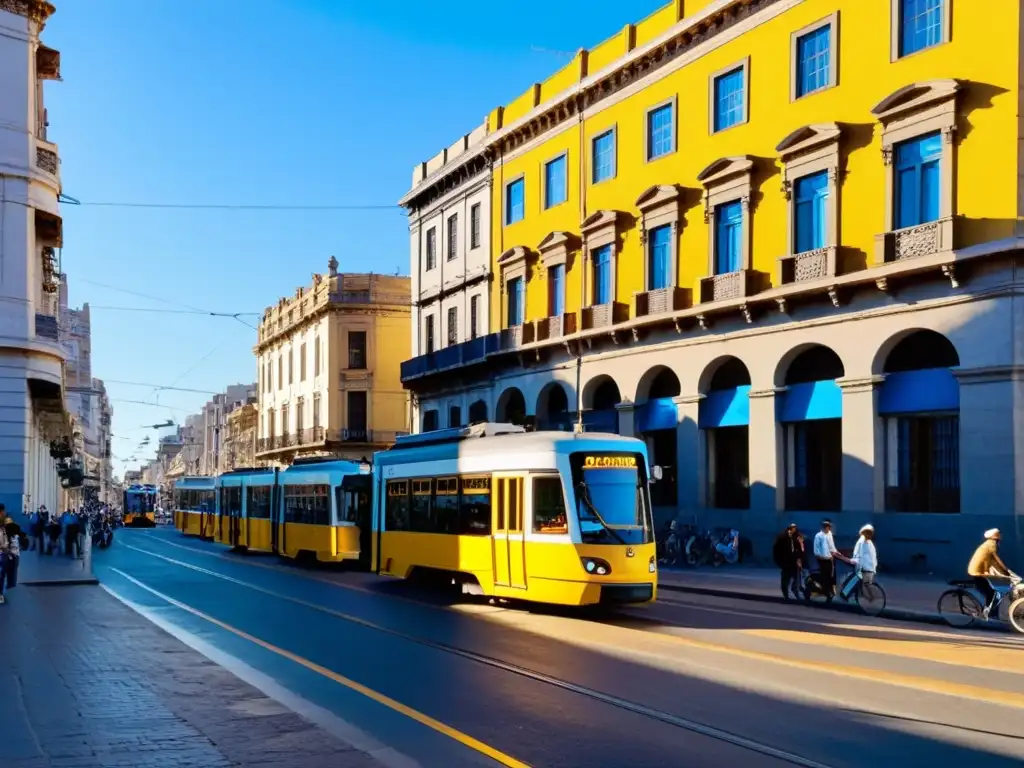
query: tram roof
[{"left": 375, "top": 425, "right": 644, "bottom": 466}]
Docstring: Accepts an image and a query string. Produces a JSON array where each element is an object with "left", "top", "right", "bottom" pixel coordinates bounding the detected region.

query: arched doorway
[
  {"left": 582, "top": 376, "right": 621, "bottom": 433},
  {"left": 879, "top": 330, "right": 960, "bottom": 513},
  {"left": 699, "top": 357, "right": 751, "bottom": 510},
  {"left": 778, "top": 345, "right": 844, "bottom": 512},
  {"left": 421, "top": 409, "right": 440, "bottom": 432},
  {"left": 635, "top": 367, "right": 681, "bottom": 506},
  {"left": 496, "top": 387, "right": 527, "bottom": 426},
  {"left": 537, "top": 383, "right": 571, "bottom": 431},
  {"left": 468, "top": 400, "right": 488, "bottom": 424}
]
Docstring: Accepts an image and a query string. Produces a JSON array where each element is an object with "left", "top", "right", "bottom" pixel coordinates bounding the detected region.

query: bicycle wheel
[
  {"left": 937, "top": 589, "right": 982, "bottom": 628},
  {"left": 1007, "top": 597, "right": 1024, "bottom": 635},
  {"left": 857, "top": 582, "right": 886, "bottom": 617}
]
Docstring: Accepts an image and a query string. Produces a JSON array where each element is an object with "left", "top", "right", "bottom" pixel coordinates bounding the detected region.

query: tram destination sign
[{"left": 582, "top": 455, "right": 637, "bottom": 469}]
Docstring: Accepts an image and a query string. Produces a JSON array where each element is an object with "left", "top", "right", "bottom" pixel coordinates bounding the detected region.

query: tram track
[{"left": 115, "top": 537, "right": 834, "bottom": 768}]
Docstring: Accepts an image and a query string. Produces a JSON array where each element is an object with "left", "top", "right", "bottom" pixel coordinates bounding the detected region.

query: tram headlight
[
  {"left": 581, "top": 557, "right": 612, "bottom": 576},
  {"left": 649, "top": 555, "right": 657, "bottom": 574}
]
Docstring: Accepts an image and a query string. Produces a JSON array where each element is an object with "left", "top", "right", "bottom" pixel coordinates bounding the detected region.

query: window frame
[
  {"left": 424, "top": 314, "right": 435, "bottom": 354},
  {"left": 425, "top": 227, "right": 436, "bottom": 271},
  {"left": 504, "top": 175, "right": 526, "bottom": 226},
  {"left": 446, "top": 305, "right": 458, "bottom": 347},
  {"left": 590, "top": 126, "right": 617, "bottom": 185},
  {"left": 469, "top": 294, "right": 479, "bottom": 339},
  {"left": 791, "top": 13, "right": 839, "bottom": 102},
  {"left": 891, "top": 0, "right": 951, "bottom": 61},
  {"left": 506, "top": 276, "right": 524, "bottom": 328},
  {"left": 635, "top": 185, "right": 682, "bottom": 293},
  {"left": 548, "top": 263, "right": 565, "bottom": 317},
  {"left": 543, "top": 152, "right": 568, "bottom": 210},
  {"left": 644, "top": 98, "right": 677, "bottom": 163},
  {"left": 497, "top": 245, "right": 531, "bottom": 329},
  {"left": 446, "top": 213, "right": 458, "bottom": 262},
  {"left": 697, "top": 157, "right": 754, "bottom": 277},
  {"left": 580, "top": 210, "right": 620, "bottom": 308},
  {"left": 709, "top": 58, "right": 750, "bottom": 134},
  {"left": 470, "top": 203, "right": 481, "bottom": 249}
]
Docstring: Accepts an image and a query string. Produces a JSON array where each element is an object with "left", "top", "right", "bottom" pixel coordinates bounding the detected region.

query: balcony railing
[
  {"left": 35, "top": 312, "right": 59, "bottom": 341},
  {"left": 875, "top": 217, "right": 955, "bottom": 264},
  {"left": 698, "top": 269, "right": 762, "bottom": 303},
  {"left": 534, "top": 312, "right": 577, "bottom": 341},
  {"left": 400, "top": 332, "right": 501, "bottom": 381},
  {"left": 778, "top": 246, "right": 837, "bottom": 285},
  {"left": 581, "top": 302, "right": 628, "bottom": 331},
  {"left": 327, "top": 428, "right": 408, "bottom": 445},
  {"left": 635, "top": 287, "right": 690, "bottom": 317}
]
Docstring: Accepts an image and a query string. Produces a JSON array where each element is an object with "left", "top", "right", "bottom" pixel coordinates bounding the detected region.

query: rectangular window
[
  {"left": 899, "top": 0, "right": 944, "bottom": 57},
  {"left": 299, "top": 344, "right": 307, "bottom": 381},
  {"left": 794, "top": 171, "right": 829, "bottom": 253},
  {"left": 312, "top": 393, "right": 320, "bottom": 429},
  {"left": 277, "top": 357, "right": 282, "bottom": 389},
  {"left": 283, "top": 484, "right": 330, "bottom": 526},
  {"left": 647, "top": 224, "right": 672, "bottom": 290},
  {"left": 714, "top": 201, "right": 743, "bottom": 274},
  {"left": 425, "top": 315, "right": 435, "bottom": 353},
  {"left": 506, "top": 277, "right": 524, "bottom": 327},
  {"left": 314, "top": 335, "right": 320, "bottom": 375},
  {"left": 544, "top": 154, "right": 567, "bottom": 208},
  {"left": 713, "top": 67, "right": 745, "bottom": 132},
  {"left": 245, "top": 486, "right": 272, "bottom": 519},
  {"left": 796, "top": 24, "right": 831, "bottom": 98},
  {"left": 410, "top": 478, "right": 434, "bottom": 532},
  {"left": 646, "top": 103, "right": 674, "bottom": 160},
  {"left": 447, "top": 213, "right": 458, "bottom": 261},
  {"left": 448, "top": 406, "right": 461, "bottom": 429},
  {"left": 433, "top": 476, "right": 459, "bottom": 534},
  {"left": 505, "top": 178, "right": 525, "bottom": 225},
  {"left": 288, "top": 350, "right": 293, "bottom": 384},
  {"left": 459, "top": 476, "right": 491, "bottom": 535},
  {"left": 470, "top": 203, "right": 481, "bottom": 249},
  {"left": 592, "top": 130, "right": 615, "bottom": 183},
  {"left": 447, "top": 306, "right": 458, "bottom": 346},
  {"left": 885, "top": 414, "right": 960, "bottom": 512},
  {"left": 385, "top": 480, "right": 410, "bottom": 530},
  {"left": 296, "top": 399, "right": 304, "bottom": 432},
  {"left": 532, "top": 476, "right": 568, "bottom": 534},
  {"left": 281, "top": 405, "right": 289, "bottom": 436},
  {"left": 348, "top": 330, "right": 367, "bottom": 369},
  {"left": 548, "top": 264, "right": 565, "bottom": 317},
  {"left": 347, "top": 390, "right": 367, "bottom": 432},
  {"left": 470, "top": 295, "right": 479, "bottom": 339},
  {"left": 425, "top": 227, "right": 436, "bottom": 270},
  {"left": 894, "top": 131, "right": 942, "bottom": 229},
  {"left": 592, "top": 245, "right": 612, "bottom": 305}
]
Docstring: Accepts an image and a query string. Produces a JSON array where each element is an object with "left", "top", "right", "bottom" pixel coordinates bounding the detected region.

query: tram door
[
  {"left": 225, "top": 486, "right": 243, "bottom": 549},
  {"left": 492, "top": 476, "right": 526, "bottom": 590},
  {"left": 341, "top": 475, "right": 373, "bottom": 569}
]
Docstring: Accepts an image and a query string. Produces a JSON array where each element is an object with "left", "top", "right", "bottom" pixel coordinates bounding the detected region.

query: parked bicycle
[
  {"left": 803, "top": 565, "right": 887, "bottom": 617},
  {"left": 937, "top": 572, "right": 1024, "bottom": 633}
]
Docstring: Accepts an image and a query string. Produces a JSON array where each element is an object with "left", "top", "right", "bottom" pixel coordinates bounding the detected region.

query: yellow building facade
[
  {"left": 256, "top": 259, "right": 411, "bottom": 464},
  {"left": 401, "top": 0, "right": 1024, "bottom": 574}
]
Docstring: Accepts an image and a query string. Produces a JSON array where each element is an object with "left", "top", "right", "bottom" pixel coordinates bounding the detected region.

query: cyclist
[
  {"left": 967, "top": 528, "right": 1012, "bottom": 619},
  {"left": 842, "top": 524, "right": 878, "bottom": 602}
]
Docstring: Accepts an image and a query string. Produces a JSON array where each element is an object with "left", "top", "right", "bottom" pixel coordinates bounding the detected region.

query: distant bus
[{"left": 123, "top": 484, "right": 158, "bottom": 527}]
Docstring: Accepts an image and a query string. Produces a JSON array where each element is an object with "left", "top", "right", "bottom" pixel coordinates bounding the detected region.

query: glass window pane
[
  {"left": 900, "top": 0, "right": 943, "bottom": 57},
  {"left": 714, "top": 68, "right": 745, "bottom": 132},
  {"left": 549, "top": 265, "right": 565, "bottom": 316},
  {"left": 796, "top": 25, "right": 830, "bottom": 98},
  {"left": 648, "top": 225, "right": 671, "bottom": 290},
  {"left": 592, "top": 131, "right": 614, "bottom": 182},
  {"left": 714, "top": 201, "right": 742, "bottom": 274},
  {"left": 545, "top": 155, "right": 567, "bottom": 208},
  {"left": 647, "top": 104, "right": 673, "bottom": 159},
  {"left": 506, "top": 179, "right": 524, "bottom": 224}
]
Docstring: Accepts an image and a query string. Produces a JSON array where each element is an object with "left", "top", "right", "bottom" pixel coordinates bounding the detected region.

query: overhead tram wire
[
  {"left": 60, "top": 195, "right": 401, "bottom": 212},
  {"left": 78, "top": 278, "right": 260, "bottom": 330}
]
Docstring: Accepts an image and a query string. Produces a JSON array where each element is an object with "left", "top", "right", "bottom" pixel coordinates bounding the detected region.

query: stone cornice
[
  {"left": 399, "top": 151, "right": 489, "bottom": 212},
  {"left": 485, "top": 0, "right": 784, "bottom": 159},
  {"left": 0, "top": 0, "right": 55, "bottom": 25}
]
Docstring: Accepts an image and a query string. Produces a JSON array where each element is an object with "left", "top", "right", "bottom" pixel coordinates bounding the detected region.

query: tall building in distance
[
  {"left": 400, "top": 121, "right": 492, "bottom": 431},
  {"left": 0, "top": 1, "right": 73, "bottom": 516},
  {"left": 400, "top": 0, "right": 1024, "bottom": 572},
  {"left": 255, "top": 259, "right": 411, "bottom": 463}
]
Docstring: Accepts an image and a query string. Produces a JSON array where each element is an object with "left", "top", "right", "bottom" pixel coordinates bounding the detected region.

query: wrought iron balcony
[
  {"left": 698, "top": 269, "right": 762, "bottom": 303},
  {"left": 778, "top": 246, "right": 838, "bottom": 285},
  {"left": 400, "top": 332, "right": 501, "bottom": 382},
  {"left": 635, "top": 287, "right": 690, "bottom": 317},
  {"left": 875, "top": 217, "right": 955, "bottom": 264},
  {"left": 35, "top": 312, "right": 59, "bottom": 341}
]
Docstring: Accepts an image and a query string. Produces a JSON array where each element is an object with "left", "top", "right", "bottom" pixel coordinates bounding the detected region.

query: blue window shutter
[
  {"left": 593, "top": 246, "right": 611, "bottom": 304},
  {"left": 506, "top": 179, "right": 524, "bottom": 224},
  {"left": 545, "top": 155, "right": 566, "bottom": 208},
  {"left": 794, "top": 171, "right": 828, "bottom": 252},
  {"left": 549, "top": 265, "right": 564, "bottom": 316},
  {"left": 648, "top": 225, "right": 671, "bottom": 290},
  {"left": 714, "top": 201, "right": 743, "bottom": 274},
  {"left": 714, "top": 68, "right": 745, "bottom": 131},
  {"left": 900, "top": 0, "right": 943, "bottom": 57},
  {"left": 894, "top": 132, "right": 942, "bottom": 228},
  {"left": 796, "top": 25, "right": 830, "bottom": 98},
  {"left": 593, "top": 131, "right": 614, "bottom": 182}
]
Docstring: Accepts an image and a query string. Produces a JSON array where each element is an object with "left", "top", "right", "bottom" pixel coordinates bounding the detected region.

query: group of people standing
[
  {"left": 26, "top": 505, "right": 92, "bottom": 558},
  {"left": 773, "top": 519, "right": 879, "bottom": 602}
]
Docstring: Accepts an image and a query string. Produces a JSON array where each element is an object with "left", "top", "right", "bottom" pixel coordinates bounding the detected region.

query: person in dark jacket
[{"left": 773, "top": 523, "right": 803, "bottom": 600}]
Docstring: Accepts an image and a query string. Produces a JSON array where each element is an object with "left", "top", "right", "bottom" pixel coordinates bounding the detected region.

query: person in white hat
[
  {"left": 968, "top": 529, "right": 1012, "bottom": 618},
  {"left": 842, "top": 524, "right": 879, "bottom": 602}
]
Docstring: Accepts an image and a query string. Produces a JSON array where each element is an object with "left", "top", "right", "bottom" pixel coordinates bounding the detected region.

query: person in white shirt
[
  {"left": 843, "top": 524, "right": 879, "bottom": 602},
  {"left": 812, "top": 520, "right": 852, "bottom": 602}
]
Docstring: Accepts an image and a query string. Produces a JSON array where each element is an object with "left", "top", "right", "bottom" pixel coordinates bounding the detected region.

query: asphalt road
[{"left": 93, "top": 528, "right": 1024, "bottom": 768}]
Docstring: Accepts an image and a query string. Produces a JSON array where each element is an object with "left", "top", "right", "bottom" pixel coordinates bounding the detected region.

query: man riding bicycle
[{"left": 968, "top": 528, "right": 1013, "bottom": 619}]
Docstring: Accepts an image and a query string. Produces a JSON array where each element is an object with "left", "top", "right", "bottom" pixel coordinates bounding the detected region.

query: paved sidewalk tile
[{"left": 0, "top": 586, "right": 380, "bottom": 768}]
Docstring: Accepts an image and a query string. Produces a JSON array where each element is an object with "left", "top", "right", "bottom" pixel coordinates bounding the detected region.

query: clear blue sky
[{"left": 44, "top": 0, "right": 658, "bottom": 477}]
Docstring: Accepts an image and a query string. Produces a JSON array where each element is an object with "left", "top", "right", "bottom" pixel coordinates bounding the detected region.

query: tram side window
[
  {"left": 247, "top": 486, "right": 272, "bottom": 519},
  {"left": 459, "top": 476, "right": 491, "bottom": 535},
  {"left": 284, "top": 484, "right": 330, "bottom": 526},
  {"left": 221, "top": 487, "right": 242, "bottom": 515},
  {"left": 386, "top": 481, "right": 410, "bottom": 530},
  {"left": 434, "top": 477, "right": 459, "bottom": 534},
  {"left": 203, "top": 490, "right": 216, "bottom": 513},
  {"left": 409, "top": 479, "right": 434, "bottom": 532},
  {"left": 532, "top": 476, "right": 568, "bottom": 534}
]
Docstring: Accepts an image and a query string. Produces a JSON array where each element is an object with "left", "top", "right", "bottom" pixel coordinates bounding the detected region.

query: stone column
[
  {"left": 615, "top": 401, "right": 635, "bottom": 438},
  {"left": 747, "top": 387, "right": 783, "bottom": 513},
  {"left": 836, "top": 376, "right": 884, "bottom": 514},
  {"left": 956, "top": 366, "right": 1017, "bottom": 518},
  {"left": 674, "top": 394, "right": 702, "bottom": 512}
]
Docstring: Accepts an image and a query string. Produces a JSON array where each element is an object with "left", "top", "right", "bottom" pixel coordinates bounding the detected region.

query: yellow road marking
[
  {"left": 452, "top": 605, "right": 1024, "bottom": 710},
  {"left": 741, "top": 629, "right": 1024, "bottom": 674},
  {"left": 109, "top": 567, "right": 529, "bottom": 768}
]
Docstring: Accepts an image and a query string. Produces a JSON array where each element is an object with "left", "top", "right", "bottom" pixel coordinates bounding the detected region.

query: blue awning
[
  {"left": 879, "top": 368, "right": 959, "bottom": 415},
  {"left": 778, "top": 380, "right": 842, "bottom": 422},
  {"left": 699, "top": 386, "right": 750, "bottom": 428},
  {"left": 636, "top": 397, "right": 678, "bottom": 432}
]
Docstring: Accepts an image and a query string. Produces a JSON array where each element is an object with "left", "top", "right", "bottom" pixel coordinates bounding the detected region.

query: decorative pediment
[
  {"left": 580, "top": 209, "right": 621, "bottom": 235},
  {"left": 635, "top": 184, "right": 682, "bottom": 213},
  {"left": 871, "top": 79, "right": 960, "bottom": 124},
  {"left": 775, "top": 123, "right": 841, "bottom": 161},
  {"left": 697, "top": 155, "right": 754, "bottom": 188},
  {"left": 537, "top": 231, "right": 579, "bottom": 254},
  {"left": 498, "top": 245, "right": 532, "bottom": 269}
]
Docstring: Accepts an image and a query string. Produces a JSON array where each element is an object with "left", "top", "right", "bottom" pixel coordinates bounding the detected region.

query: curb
[
  {"left": 658, "top": 582, "right": 946, "bottom": 626},
  {"left": 22, "top": 578, "right": 99, "bottom": 587}
]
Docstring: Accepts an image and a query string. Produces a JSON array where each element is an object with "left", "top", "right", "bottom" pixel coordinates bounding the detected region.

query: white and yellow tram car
[
  {"left": 372, "top": 423, "right": 659, "bottom": 606},
  {"left": 173, "top": 476, "right": 217, "bottom": 538}
]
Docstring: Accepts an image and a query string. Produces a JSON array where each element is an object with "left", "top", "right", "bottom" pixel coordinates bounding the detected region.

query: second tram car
[
  {"left": 371, "top": 424, "right": 659, "bottom": 606},
  {"left": 173, "top": 476, "right": 217, "bottom": 537}
]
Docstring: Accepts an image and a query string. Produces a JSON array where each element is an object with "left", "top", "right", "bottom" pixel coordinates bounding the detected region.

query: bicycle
[
  {"left": 803, "top": 565, "right": 888, "bottom": 617},
  {"left": 937, "top": 572, "right": 1024, "bottom": 634}
]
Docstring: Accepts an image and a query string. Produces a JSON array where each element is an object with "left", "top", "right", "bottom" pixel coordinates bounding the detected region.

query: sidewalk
[
  {"left": 0, "top": 585, "right": 380, "bottom": 768},
  {"left": 658, "top": 565, "right": 947, "bottom": 624},
  {"left": 18, "top": 533, "right": 97, "bottom": 586}
]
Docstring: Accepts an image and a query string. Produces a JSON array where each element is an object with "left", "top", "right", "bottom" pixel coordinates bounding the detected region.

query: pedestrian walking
[
  {"left": 0, "top": 520, "right": 16, "bottom": 605},
  {"left": 773, "top": 523, "right": 803, "bottom": 600},
  {"left": 2, "top": 514, "right": 21, "bottom": 594}
]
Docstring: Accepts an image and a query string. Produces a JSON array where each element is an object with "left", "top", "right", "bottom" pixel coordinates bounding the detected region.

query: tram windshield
[{"left": 570, "top": 452, "right": 653, "bottom": 545}]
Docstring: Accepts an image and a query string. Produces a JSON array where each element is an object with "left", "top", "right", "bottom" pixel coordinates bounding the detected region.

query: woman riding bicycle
[{"left": 968, "top": 528, "right": 1013, "bottom": 619}]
